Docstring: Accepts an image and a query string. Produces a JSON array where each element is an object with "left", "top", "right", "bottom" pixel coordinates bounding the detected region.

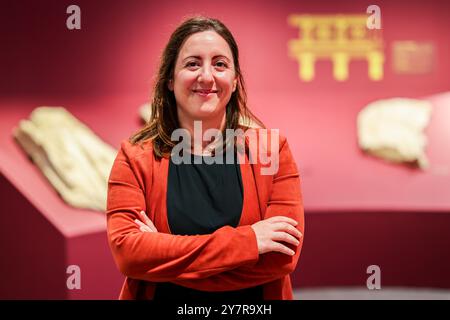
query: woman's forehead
[{"left": 178, "top": 31, "right": 233, "bottom": 60}]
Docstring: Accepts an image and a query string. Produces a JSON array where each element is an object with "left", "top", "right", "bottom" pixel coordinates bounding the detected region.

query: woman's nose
[{"left": 198, "top": 66, "right": 214, "bottom": 83}]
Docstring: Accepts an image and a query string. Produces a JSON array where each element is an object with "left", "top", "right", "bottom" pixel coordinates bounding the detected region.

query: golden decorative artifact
[{"left": 288, "top": 14, "right": 384, "bottom": 81}]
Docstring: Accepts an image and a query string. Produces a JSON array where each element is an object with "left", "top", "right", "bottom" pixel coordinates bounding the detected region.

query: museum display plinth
[{"left": 0, "top": 97, "right": 138, "bottom": 299}]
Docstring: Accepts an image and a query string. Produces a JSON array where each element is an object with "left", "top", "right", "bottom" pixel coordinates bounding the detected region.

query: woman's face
[{"left": 169, "top": 30, "right": 237, "bottom": 124}]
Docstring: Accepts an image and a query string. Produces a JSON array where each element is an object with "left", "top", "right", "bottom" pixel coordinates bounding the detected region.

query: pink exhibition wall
[{"left": 1, "top": 0, "right": 449, "bottom": 298}]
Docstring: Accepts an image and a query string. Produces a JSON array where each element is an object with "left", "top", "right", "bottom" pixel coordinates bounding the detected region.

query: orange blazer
[{"left": 106, "top": 129, "right": 305, "bottom": 300}]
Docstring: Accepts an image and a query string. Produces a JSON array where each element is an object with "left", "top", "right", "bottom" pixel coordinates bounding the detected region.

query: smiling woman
[
  {"left": 106, "top": 16, "right": 305, "bottom": 301},
  {"left": 169, "top": 30, "right": 237, "bottom": 128}
]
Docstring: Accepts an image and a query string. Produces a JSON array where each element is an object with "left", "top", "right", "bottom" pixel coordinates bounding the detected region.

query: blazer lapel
[
  {"left": 238, "top": 149, "right": 262, "bottom": 226},
  {"left": 148, "top": 156, "right": 171, "bottom": 234}
]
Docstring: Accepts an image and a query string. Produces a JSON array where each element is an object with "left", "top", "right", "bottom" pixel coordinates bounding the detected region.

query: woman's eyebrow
[
  {"left": 182, "top": 56, "right": 200, "bottom": 62},
  {"left": 182, "top": 55, "right": 231, "bottom": 62},
  {"left": 213, "top": 55, "right": 231, "bottom": 62}
]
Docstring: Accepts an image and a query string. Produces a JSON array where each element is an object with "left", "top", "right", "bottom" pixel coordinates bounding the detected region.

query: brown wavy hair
[{"left": 130, "top": 16, "right": 264, "bottom": 158}]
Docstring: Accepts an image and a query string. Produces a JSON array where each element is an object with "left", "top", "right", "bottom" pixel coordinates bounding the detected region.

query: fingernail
[{"left": 290, "top": 250, "right": 295, "bottom": 256}]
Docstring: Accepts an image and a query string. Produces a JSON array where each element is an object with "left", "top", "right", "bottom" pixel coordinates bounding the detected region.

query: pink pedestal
[
  {"left": 289, "top": 92, "right": 450, "bottom": 289},
  {"left": 0, "top": 97, "right": 141, "bottom": 299}
]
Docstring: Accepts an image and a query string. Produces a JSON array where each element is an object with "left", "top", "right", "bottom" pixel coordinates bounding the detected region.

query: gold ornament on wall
[{"left": 288, "top": 14, "right": 385, "bottom": 81}]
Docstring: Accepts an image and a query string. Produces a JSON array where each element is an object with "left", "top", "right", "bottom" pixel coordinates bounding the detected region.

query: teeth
[{"left": 196, "top": 91, "right": 214, "bottom": 94}]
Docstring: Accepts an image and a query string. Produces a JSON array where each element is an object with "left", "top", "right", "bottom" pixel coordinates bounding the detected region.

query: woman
[{"left": 106, "top": 16, "right": 304, "bottom": 300}]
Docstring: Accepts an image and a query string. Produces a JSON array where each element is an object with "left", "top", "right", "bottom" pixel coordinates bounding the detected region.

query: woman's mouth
[{"left": 193, "top": 89, "right": 218, "bottom": 97}]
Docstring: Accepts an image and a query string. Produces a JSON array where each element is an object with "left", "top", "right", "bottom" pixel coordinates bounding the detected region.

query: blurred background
[{"left": 1, "top": 0, "right": 449, "bottom": 299}]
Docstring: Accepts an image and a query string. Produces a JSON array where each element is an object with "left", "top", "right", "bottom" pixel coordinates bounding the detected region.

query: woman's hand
[
  {"left": 251, "top": 216, "right": 302, "bottom": 256},
  {"left": 134, "top": 212, "right": 301, "bottom": 256},
  {"left": 134, "top": 211, "right": 158, "bottom": 233}
]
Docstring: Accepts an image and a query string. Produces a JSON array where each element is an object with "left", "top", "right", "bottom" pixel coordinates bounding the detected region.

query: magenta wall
[{"left": 2, "top": 0, "right": 450, "bottom": 99}]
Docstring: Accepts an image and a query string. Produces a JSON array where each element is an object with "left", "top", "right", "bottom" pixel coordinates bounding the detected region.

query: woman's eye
[
  {"left": 215, "top": 61, "right": 227, "bottom": 68},
  {"left": 186, "top": 61, "right": 199, "bottom": 68}
]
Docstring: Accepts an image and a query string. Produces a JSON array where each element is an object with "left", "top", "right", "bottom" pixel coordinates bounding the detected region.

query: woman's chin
[{"left": 194, "top": 105, "right": 223, "bottom": 118}]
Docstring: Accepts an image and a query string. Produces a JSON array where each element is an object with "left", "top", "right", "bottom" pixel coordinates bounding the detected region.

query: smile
[{"left": 193, "top": 90, "right": 218, "bottom": 97}]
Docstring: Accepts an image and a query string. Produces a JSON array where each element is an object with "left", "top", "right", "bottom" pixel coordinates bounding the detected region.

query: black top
[{"left": 153, "top": 149, "right": 263, "bottom": 301}]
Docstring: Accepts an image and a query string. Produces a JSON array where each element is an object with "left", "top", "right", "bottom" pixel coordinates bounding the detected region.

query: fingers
[
  {"left": 273, "top": 231, "right": 300, "bottom": 247},
  {"left": 138, "top": 211, "right": 157, "bottom": 232},
  {"left": 272, "top": 222, "right": 302, "bottom": 239},
  {"left": 269, "top": 241, "right": 295, "bottom": 256},
  {"left": 267, "top": 216, "right": 298, "bottom": 227},
  {"left": 134, "top": 219, "right": 153, "bottom": 232}
]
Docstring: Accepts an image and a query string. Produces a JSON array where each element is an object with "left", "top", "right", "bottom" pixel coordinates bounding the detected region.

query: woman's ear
[
  {"left": 232, "top": 78, "right": 237, "bottom": 92},
  {"left": 168, "top": 79, "right": 174, "bottom": 91}
]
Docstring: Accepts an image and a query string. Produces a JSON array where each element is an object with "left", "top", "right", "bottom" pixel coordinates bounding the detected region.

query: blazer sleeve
[
  {"left": 171, "top": 136, "right": 305, "bottom": 291},
  {"left": 106, "top": 141, "right": 259, "bottom": 282}
]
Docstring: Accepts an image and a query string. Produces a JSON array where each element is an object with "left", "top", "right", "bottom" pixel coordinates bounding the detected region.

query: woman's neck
[{"left": 178, "top": 112, "right": 226, "bottom": 155}]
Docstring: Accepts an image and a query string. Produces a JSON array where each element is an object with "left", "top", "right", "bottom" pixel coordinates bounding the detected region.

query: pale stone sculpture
[
  {"left": 357, "top": 98, "right": 432, "bottom": 169},
  {"left": 13, "top": 107, "right": 117, "bottom": 211}
]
